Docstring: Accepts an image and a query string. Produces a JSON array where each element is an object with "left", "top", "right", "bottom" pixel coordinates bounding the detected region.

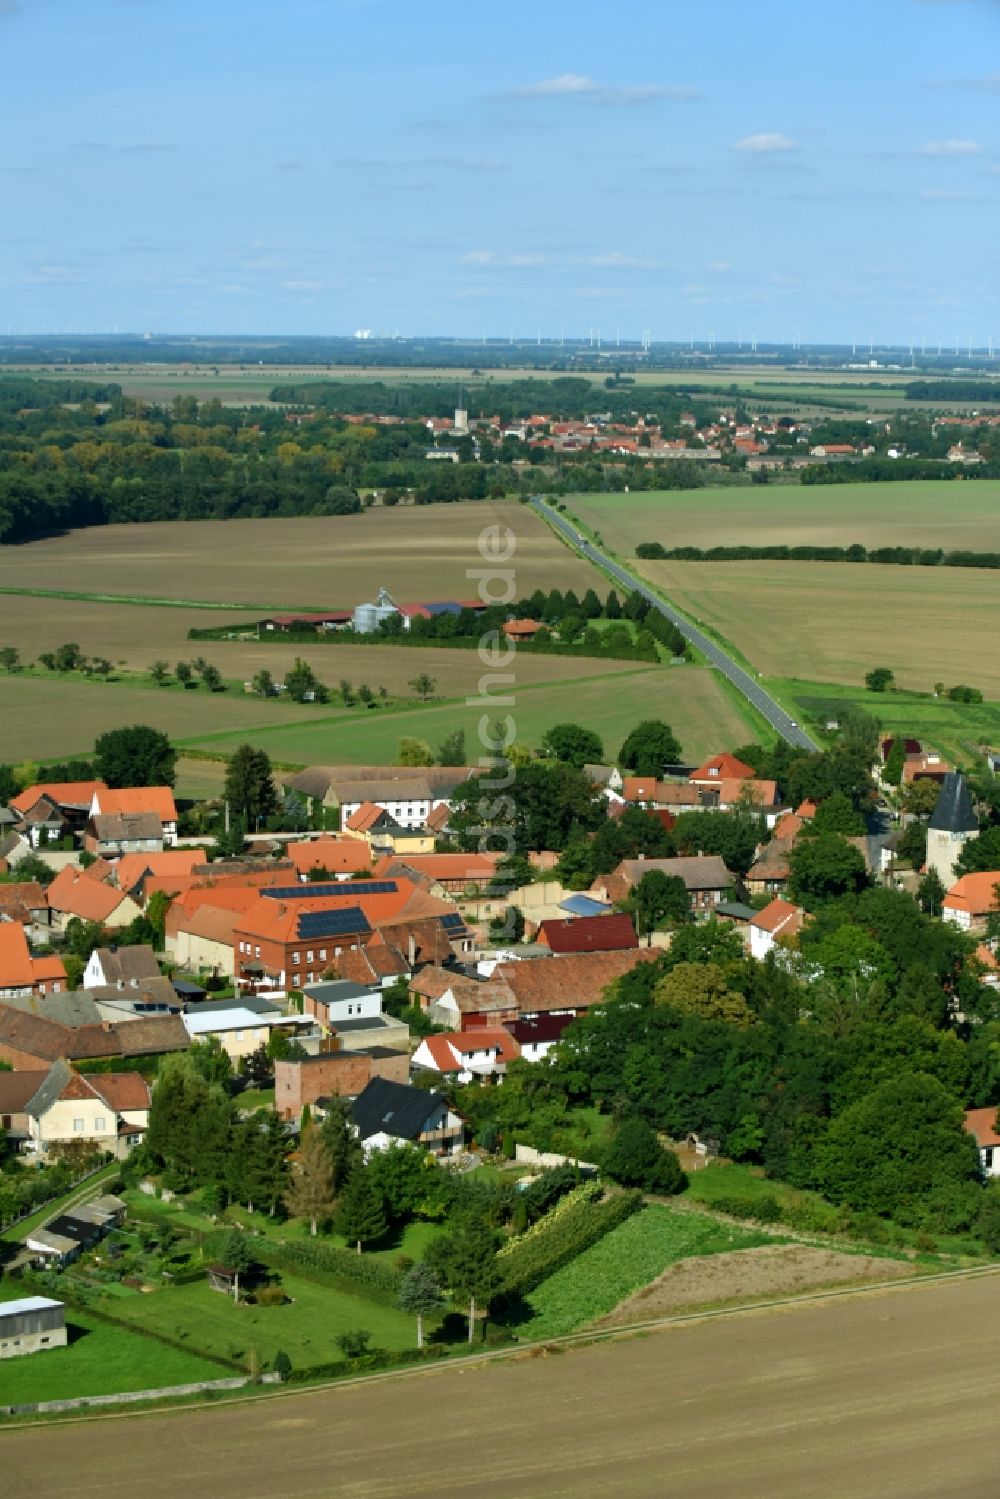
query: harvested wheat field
[
  {"left": 0, "top": 501, "right": 594, "bottom": 608},
  {"left": 4, "top": 1274, "right": 1000, "bottom": 1499},
  {"left": 571, "top": 480, "right": 1000, "bottom": 555},
  {"left": 635, "top": 557, "right": 1000, "bottom": 697},
  {"left": 598, "top": 1243, "right": 916, "bottom": 1325}
]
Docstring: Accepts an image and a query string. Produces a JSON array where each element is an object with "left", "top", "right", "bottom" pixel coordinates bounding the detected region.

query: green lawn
[
  {"left": 175, "top": 664, "right": 754, "bottom": 766},
  {"left": 770, "top": 676, "right": 1000, "bottom": 764},
  {"left": 519, "top": 1205, "right": 772, "bottom": 1339},
  {"left": 109, "top": 1270, "right": 422, "bottom": 1371},
  {"left": 0, "top": 1296, "right": 226, "bottom": 1405}
]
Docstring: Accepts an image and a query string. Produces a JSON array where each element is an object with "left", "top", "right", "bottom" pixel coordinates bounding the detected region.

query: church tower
[{"left": 925, "top": 772, "right": 978, "bottom": 889}]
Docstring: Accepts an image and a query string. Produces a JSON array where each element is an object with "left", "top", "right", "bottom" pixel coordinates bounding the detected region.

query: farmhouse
[
  {"left": 593, "top": 856, "right": 734, "bottom": 915},
  {"left": 412, "top": 1028, "right": 520, "bottom": 1082},
  {"left": 46, "top": 866, "right": 142, "bottom": 933},
  {"left": 10, "top": 1058, "right": 150, "bottom": 1158},
  {"left": 942, "top": 873, "right": 1000, "bottom": 933},
  {"left": 90, "top": 786, "right": 178, "bottom": 845},
  {"left": 965, "top": 1107, "right": 1000, "bottom": 1178},
  {"left": 0, "top": 1003, "right": 188, "bottom": 1070},
  {"left": 83, "top": 945, "right": 161, "bottom": 990},
  {"left": 748, "top": 898, "right": 805, "bottom": 959},
  {"left": 0, "top": 925, "right": 66, "bottom": 999}
]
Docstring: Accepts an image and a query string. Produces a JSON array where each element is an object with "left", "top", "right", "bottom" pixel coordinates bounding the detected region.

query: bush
[
  {"left": 253, "top": 1284, "right": 289, "bottom": 1307},
  {"left": 496, "top": 1185, "right": 642, "bottom": 1295},
  {"left": 711, "top": 1193, "right": 785, "bottom": 1224},
  {"left": 261, "top": 1239, "right": 402, "bottom": 1294},
  {"left": 336, "top": 1328, "right": 374, "bottom": 1359},
  {"left": 273, "top": 1350, "right": 292, "bottom": 1379}
]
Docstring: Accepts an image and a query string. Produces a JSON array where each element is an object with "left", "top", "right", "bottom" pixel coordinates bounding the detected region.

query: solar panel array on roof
[
  {"left": 441, "top": 913, "right": 467, "bottom": 931},
  {"left": 262, "top": 881, "right": 398, "bottom": 902},
  {"left": 296, "top": 907, "right": 372, "bottom": 939}
]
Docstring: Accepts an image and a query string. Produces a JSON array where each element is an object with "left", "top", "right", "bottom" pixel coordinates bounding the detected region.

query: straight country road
[{"left": 529, "top": 495, "right": 819, "bottom": 751}]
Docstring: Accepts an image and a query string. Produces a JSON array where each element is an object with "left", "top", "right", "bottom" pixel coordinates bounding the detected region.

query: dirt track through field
[{"left": 5, "top": 1272, "right": 1000, "bottom": 1498}]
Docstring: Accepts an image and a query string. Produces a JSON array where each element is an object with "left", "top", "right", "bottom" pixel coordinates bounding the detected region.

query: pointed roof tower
[{"left": 928, "top": 772, "right": 978, "bottom": 834}]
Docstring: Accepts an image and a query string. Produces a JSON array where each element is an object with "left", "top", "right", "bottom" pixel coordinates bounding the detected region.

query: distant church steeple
[{"left": 926, "top": 772, "right": 979, "bottom": 888}]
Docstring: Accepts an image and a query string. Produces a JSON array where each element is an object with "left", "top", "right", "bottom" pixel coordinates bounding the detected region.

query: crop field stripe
[{"left": 0, "top": 586, "right": 319, "bottom": 612}]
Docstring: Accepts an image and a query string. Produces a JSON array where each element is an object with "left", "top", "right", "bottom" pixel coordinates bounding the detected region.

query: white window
[
  {"left": 236, "top": 1030, "right": 244, "bottom": 1040},
  {"left": 319, "top": 948, "right": 327, "bottom": 960},
  {"left": 292, "top": 974, "right": 300, "bottom": 986},
  {"left": 94, "top": 1117, "right": 105, "bottom": 1133},
  {"left": 292, "top": 951, "right": 301, "bottom": 964},
  {"left": 255, "top": 945, "right": 261, "bottom": 958},
  {"left": 73, "top": 1118, "right": 84, "bottom": 1132},
  {"left": 985, "top": 1148, "right": 994, "bottom": 1168}
]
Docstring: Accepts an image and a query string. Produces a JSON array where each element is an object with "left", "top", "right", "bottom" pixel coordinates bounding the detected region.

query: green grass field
[
  {"left": 0, "top": 1295, "right": 226, "bottom": 1405},
  {"left": 107, "top": 1270, "right": 421, "bottom": 1371},
  {"left": 569, "top": 480, "right": 1000, "bottom": 554},
  {"left": 519, "top": 1205, "right": 771, "bottom": 1339},
  {"left": 0, "top": 658, "right": 753, "bottom": 766},
  {"left": 769, "top": 677, "right": 1000, "bottom": 763},
  {"left": 174, "top": 664, "right": 752, "bottom": 766}
]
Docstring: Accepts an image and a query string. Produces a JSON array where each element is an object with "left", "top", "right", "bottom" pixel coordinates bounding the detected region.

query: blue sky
[{"left": 1, "top": 0, "right": 998, "bottom": 342}]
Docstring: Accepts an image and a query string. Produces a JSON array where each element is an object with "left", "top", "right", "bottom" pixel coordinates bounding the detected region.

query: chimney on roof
[{"left": 408, "top": 933, "right": 417, "bottom": 968}]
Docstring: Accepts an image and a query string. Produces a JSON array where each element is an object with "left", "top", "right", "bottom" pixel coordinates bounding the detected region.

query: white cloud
[
  {"left": 462, "top": 250, "right": 546, "bottom": 266},
  {"left": 734, "top": 133, "right": 796, "bottom": 153},
  {"left": 921, "top": 138, "right": 983, "bottom": 154},
  {"left": 499, "top": 73, "right": 699, "bottom": 105},
  {"left": 583, "top": 251, "right": 663, "bottom": 269},
  {"left": 707, "top": 260, "right": 732, "bottom": 273}
]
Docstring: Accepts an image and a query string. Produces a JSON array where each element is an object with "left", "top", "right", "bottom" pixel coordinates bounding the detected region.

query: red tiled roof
[
  {"left": 93, "top": 786, "right": 177, "bottom": 823},
  {"left": 286, "top": 839, "right": 374, "bottom": 875},
  {"left": 345, "top": 801, "right": 385, "bottom": 833},
  {"left": 750, "top": 897, "right": 804, "bottom": 937},
  {"left": 495, "top": 949, "right": 660, "bottom": 1016},
  {"left": 965, "top": 1106, "right": 1000, "bottom": 1149},
  {"left": 536, "top": 914, "right": 638, "bottom": 954},
  {"left": 10, "top": 781, "right": 106, "bottom": 815},
  {"left": 689, "top": 754, "right": 756, "bottom": 783},
  {"left": 88, "top": 1073, "right": 152, "bottom": 1111},
  {"left": 943, "top": 872, "right": 1000, "bottom": 918},
  {"left": 47, "top": 866, "right": 133, "bottom": 923}
]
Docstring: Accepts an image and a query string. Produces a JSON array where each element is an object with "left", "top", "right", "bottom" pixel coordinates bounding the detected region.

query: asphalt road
[{"left": 530, "top": 496, "right": 818, "bottom": 752}]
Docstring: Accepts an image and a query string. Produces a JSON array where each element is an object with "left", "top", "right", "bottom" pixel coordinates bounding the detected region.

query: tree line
[{"left": 636, "top": 540, "right": 1000, "bottom": 570}]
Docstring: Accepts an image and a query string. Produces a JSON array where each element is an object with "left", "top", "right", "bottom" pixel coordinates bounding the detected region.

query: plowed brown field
[{"left": 3, "top": 1272, "right": 998, "bottom": 1499}]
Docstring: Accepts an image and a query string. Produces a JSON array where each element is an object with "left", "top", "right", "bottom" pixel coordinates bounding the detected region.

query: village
[{"left": 2, "top": 707, "right": 1000, "bottom": 1400}]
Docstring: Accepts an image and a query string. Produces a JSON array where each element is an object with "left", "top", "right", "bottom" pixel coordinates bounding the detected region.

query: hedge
[
  {"left": 260, "top": 1239, "right": 403, "bottom": 1295},
  {"left": 497, "top": 1186, "right": 642, "bottom": 1295},
  {"left": 635, "top": 540, "right": 1000, "bottom": 570}
]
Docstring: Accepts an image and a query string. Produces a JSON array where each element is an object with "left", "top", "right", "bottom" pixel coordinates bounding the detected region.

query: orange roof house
[
  {"left": 91, "top": 786, "right": 178, "bottom": 825},
  {"left": 286, "top": 838, "right": 374, "bottom": 878},
  {"left": 502, "top": 619, "right": 543, "bottom": 639},
  {"left": 0, "top": 924, "right": 67, "bottom": 996},
  {"left": 10, "top": 781, "right": 106, "bottom": 816},
  {"left": 46, "top": 866, "right": 142, "bottom": 930},
  {"left": 942, "top": 873, "right": 1000, "bottom": 932},
  {"left": 689, "top": 754, "right": 756, "bottom": 785}
]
